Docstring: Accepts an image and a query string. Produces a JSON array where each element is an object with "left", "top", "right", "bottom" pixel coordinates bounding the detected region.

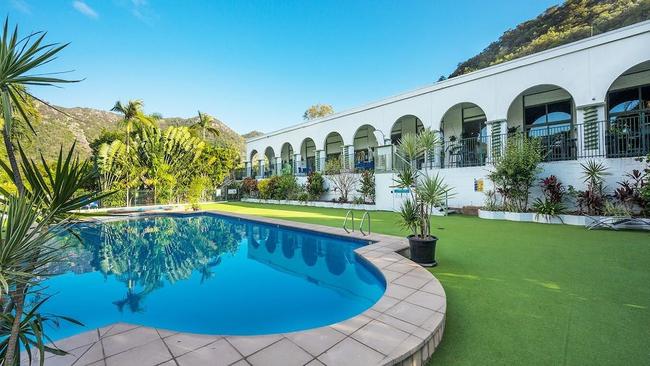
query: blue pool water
[{"left": 39, "top": 213, "right": 385, "bottom": 341}]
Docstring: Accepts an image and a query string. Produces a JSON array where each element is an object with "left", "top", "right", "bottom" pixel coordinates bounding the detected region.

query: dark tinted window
[
  {"left": 547, "top": 100, "right": 572, "bottom": 123},
  {"left": 525, "top": 105, "right": 547, "bottom": 126},
  {"left": 608, "top": 88, "right": 640, "bottom": 115}
]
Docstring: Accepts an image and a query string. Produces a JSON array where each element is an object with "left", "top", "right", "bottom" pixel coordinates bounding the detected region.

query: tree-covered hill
[
  {"left": 20, "top": 102, "right": 246, "bottom": 161},
  {"left": 242, "top": 130, "right": 264, "bottom": 140},
  {"left": 450, "top": 0, "right": 650, "bottom": 77}
]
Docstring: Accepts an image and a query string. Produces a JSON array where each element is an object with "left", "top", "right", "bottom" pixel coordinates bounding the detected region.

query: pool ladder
[{"left": 343, "top": 210, "right": 371, "bottom": 236}]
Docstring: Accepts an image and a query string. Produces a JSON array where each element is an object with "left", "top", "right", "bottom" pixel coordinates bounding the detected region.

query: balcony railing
[
  {"left": 605, "top": 114, "right": 650, "bottom": 158},
  {"left": 439, "top": 136, "right": 489, "bottom": 168},
  {"left": 237, "top": 117, "right": 649, "bottom": 179}
]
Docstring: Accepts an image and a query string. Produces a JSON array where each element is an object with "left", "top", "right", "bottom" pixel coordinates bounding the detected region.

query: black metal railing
[
  {"left": 439, "top": 136, "right": 490, "bottom": 168},
  {"left": 238, "top": 118, "right": 650, "bottom": 178},
  {"left": 605, "top": 114, "right": 650, "bottom": 158}
]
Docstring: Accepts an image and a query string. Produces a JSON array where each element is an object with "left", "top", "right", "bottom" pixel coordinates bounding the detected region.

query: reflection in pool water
[{"left": 39, "top": 213, "right": 385, "bottom": 340}]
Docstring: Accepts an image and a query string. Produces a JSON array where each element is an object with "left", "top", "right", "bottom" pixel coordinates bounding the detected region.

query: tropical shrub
[
  {"left": 306, "top": 172, "right": 326, "bottom": 200},
  {"left": 603, "top": 200, "right": 631, "bottom": 217},
  {"left": 357, "top": 170, "right": 375, "bottom": 203},
  {"left": 93, "top": 125, "right": 240, "bottom": 206},
  {"left": 257, "top": 178, "right": 275, "bottom": 199},
  {"left": 240, "top": 177, "right": 258, "bottom": 197},
  {"left": 296, "top": 191, "right": 310, "bottom": 202},
  {"left": 488, "top": 136, "right": 542, "bottom": 212},
  {"left": 569, "top": 160, "right": 610, "bottom": 215},
  {"left": 639, "top": 153, "right": 650, "bottom": 214},
  {"left": 533, "top": 175, "right": 567, "bottom": 217},
  {"left": 188, "top": 176, "right": 210, "bottom": 206},
  {"left": 274, "top": 173, "right": 299, "bottom": 200},
  {"left": 533, "top": 199, "right": 567, "bottom": 217},
  {"left": 352, "top": 196, "right": 365, "bottom": 205},
  {"left": 614, "top": 169, "right": 646, "bottom": 214},
  {"left": 483, "top": 190, "right": 502, "bottom": 211}
]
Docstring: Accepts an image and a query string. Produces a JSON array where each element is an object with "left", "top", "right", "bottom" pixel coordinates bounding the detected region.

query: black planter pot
[{"left": 408, "top": 235, "right": 438, "bottom": 267}]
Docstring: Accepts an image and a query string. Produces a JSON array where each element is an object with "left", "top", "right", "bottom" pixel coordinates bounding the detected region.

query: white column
[
  {"left": 343, "top": 145, "right": 354, "bottom": 171},
  {"left": 293, "top": 153, "right": 301, "bottom": 175},
  {"left": 576, "top": 102, "right": 606, "bottom": 159},
  {"left": 485, "top": 120, "right": 495, "bottom": 164},
  {"left": 430, "top": 130, "right": 443, "bottom": 169},
  {"left": 275, "top": 157, "right": 283, "bottom": 175},
  {"left": 486, "top": 119, "right": 508, "bottom": 164},
  {"left": 245, "top": 161, "right": 252, "bottom": 177},
  {"left": 315, "top": 150, "right": 325, "bottom": 173}
]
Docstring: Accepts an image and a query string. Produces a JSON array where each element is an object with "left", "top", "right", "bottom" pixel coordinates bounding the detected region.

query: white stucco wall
[
  {"left": 245, "top": 21, "right": 650, "bottom": 212},
  {"left": 247, "top": 21, "right": 650, "bottom": 160}
]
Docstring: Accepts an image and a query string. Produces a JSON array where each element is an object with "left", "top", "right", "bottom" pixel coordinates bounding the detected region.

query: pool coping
[{"left": 25, "top": 210, "right": 446, "bottom": 366}]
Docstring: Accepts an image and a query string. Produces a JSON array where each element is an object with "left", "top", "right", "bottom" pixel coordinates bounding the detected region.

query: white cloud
[
  {"left": 72, "top": 1, "right": 99, "bottom": 19},
  {"left": 11, "top": 0, "right": 32, "bottom": 14}
]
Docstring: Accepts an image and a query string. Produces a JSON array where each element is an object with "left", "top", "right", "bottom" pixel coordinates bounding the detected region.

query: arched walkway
[
  {"left": 440, "top": 103, "right": 488, "bottom": 168},
  {"left": 280, "top": 143, "right": 294, "bottom": 172},
  {"left": 324, "top": 132, "right": 344, "bottom": 164},
  {"left": 353, "top": 124, "right": 378, "bottom": 171},
  {"left": 299, "top": 138, "right": 316, "bottom": 175},
  {"left": 605, "top": 60, "right": 650, "bottom": 158},
  {"left": 264, "top": 147, "right": 275, "bottom": 177},
  {"left": 390, "top": 115, "right": 424, "bottom": 145},
  {"left": 506, "top": 84, "right": 576, "bottom": 161}
]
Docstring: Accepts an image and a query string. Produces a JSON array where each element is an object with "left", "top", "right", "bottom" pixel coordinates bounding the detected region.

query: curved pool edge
[{"left": 28, "top": 210, "right": 446, "bottom": 366}]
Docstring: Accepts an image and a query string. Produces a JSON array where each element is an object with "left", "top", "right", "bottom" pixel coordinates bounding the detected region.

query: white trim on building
[{"left": 244, "top": 21, "right": 650, "bottom": 211}]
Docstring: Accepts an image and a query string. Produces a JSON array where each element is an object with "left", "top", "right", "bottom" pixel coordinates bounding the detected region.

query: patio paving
[{"left": 22, "top": 211, "right": 446, "bottom": 366}]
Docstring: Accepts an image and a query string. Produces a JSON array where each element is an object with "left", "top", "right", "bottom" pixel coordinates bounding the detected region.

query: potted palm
[{"left": 394, "top": 129, "right": 453, "bottom": 266}]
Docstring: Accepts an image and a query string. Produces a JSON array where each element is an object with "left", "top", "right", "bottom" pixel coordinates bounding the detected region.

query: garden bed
[
  {"left": 241, "top": 198, "right": 379, "bottom": 211},
  {"left": 478, "top": 209, "right": 650, "bottom": 229}
]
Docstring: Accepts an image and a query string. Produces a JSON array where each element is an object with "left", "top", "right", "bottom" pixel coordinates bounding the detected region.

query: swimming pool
[{"left": 40, "top": 213, "right": 385, "bottom": 341}]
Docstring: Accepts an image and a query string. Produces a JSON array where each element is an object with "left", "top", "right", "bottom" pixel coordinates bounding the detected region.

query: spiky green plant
[
  {"left": 0, "top": 17, "right": 84, "bottom": 365},
  {"left": 0, "top": 17, "right": 79, "bottom": 194},
  {"left": 394, "top": 128, "right": 453, "bottom": 238}
]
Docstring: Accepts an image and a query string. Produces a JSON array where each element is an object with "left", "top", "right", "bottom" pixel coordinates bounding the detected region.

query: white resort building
[{"left": 244, "top": 21, "right": 650, "bottom": 211}]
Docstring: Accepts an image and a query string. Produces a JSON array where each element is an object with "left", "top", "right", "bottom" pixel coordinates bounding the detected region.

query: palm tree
[
  {"left": 110, "top": 99, "right": 155, "bottom": 206},
  {"left": 190, "top": 110, "right": 220, "bottom": 140},
  {"left": 0, "top": 18, "right": 78, "bottom": 194}
]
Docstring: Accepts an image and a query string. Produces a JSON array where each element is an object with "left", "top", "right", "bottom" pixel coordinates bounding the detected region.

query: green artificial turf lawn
[{"left": 200, "top": 202, "right": 650, "bottom": 366}]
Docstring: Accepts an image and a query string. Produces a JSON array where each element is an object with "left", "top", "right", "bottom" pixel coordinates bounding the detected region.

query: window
[
  {"left": 524, "top": 100, "right": 572, "bottom": 137},
  {"left": 608, "top": 87, "right": 642, "bottom": 119}
]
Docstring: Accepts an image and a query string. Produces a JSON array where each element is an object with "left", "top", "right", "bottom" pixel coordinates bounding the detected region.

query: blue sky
[{"left": 5, "top": 0, "right": 560, "bottom": 133}]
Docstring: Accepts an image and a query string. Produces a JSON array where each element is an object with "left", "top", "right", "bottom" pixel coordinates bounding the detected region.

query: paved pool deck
[{"left": 24, "top": 210, "right": 446, "bottom": 366}]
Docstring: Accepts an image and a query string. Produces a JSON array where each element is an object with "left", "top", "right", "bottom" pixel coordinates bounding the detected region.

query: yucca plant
[
  {"left": 0, "top": 195, "right": 81, "bottom": 366},
  {"left": 0, "top": 17, "right": 88, "bottom": 365},
  {"left": 0, "top": 18, "right": 79, "bottom": 195},
  {"left": 0, "top": 144, "right": 108, "bottom": 365},
  {"left": 393, "top": 128, "right": 453, "bottom": 265}
]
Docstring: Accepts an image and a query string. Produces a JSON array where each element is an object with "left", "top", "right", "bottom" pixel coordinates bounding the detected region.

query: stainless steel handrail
[
  {"left": 343, "top": 210, "right": 354, "bottom": 233},
  {"left": 360, "top": 211, "right": 370, "bottom": 236}
]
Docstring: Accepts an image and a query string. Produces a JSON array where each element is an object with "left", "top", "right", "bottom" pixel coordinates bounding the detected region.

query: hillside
[
  {"left": 242, "top": 130, "right": 264, "bottom": 140},
  {"left": 21, "top": 102, "right": 246, "bottom": 161},
  {"left": 450, "top": 0, "right": 650, "bottom": 77}
]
